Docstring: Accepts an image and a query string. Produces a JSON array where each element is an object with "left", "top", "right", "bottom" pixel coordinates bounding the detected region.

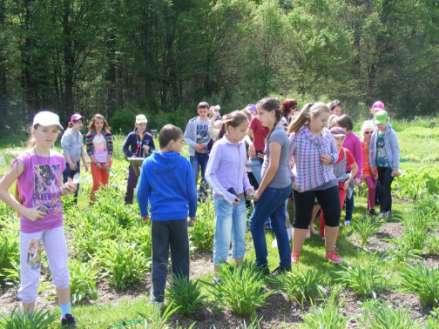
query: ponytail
[{"left": 288, "top": 102, "right": 329, "bottom": 133}]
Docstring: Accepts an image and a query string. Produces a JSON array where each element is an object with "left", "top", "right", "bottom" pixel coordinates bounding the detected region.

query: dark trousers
[
  {"left": 63, "top": 161, "right": 80, "bottom": 202},
  {"left": 345, "top": 194, "right": 354, "bottom": 222},
  {"left": 190, "top": 153, "right": 209, "bottom": 200},
  {"left": 293, "top": 185, "right": 340, "bottom": 229},
  {"left": 377, "top": 167, "right": 393, "bottom": 213},
  {"left": 151, "top": 219, "right": 189, "bottom": 303},
  {"left": 125, "top": 165, "right": 139, "bottom": 204}
]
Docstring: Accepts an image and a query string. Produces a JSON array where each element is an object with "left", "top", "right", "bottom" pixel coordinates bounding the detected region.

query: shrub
[
  {"left": 166, "top": 276, "right": 205, "bottom": 317},
  {"left": 400, "top": 264, "right": 439, "bottom": 308},
  {"left": 351, "top": 217, "right": 381, "bottom": 247},
  {"left": 337, "top": 264, "right": 386, "bottom": 298},
  {"left": 190, "top": 201, "right": 214, "bottom": 252},
  {"left": 206, "top": 263, "right": 272, "bottom": 316},
  {"left": 69, "top": 259, "right": 98, "bottom": 304},
  {"left": 426, "top": 307, "right": 439, "bottom": 329},
  {"left": 360, "top": 300, "right": 420, "bottom": 329},
  {"left": 276, "top": 268, "right": 323, "bottom": 306},
  {"left": 0, "top": 309, "right": 56, "bottom": 329},
  {"left": 100, "top": 241, "right": 148, "bottom": 290},
  {"left": 300, "top": 288, "right": 347, "bottom": 329},
  {"left": 0, "top": 231, "right": 19, "bottom": 286}
]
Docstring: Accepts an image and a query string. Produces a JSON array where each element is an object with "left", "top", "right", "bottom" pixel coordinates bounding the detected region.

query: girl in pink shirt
[{"left": 0, "top": 111, "right": 77, "bottom": 326}]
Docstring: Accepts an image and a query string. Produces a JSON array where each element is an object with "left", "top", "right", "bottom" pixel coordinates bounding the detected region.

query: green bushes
[
  {"left": 0, "top": 309, "right": 56, "bottom": 329},
  {"left": 400, "top": 264, "right": 439, "bottom": 309},
  {"left": 190, "top": 201, "right": 214, "bottom": 252},
  {"left": 167, "top": 277, "right": 205, "bottom": 316},
  {"left": 360, "top": 300, "right": 420, "bottom": 329},
  {"left": 351, "top": 217, "right": 381, "bottom": 247},
  {"left": 0, "top": 232, "right": 19, "bottom": 287},
  {"left": 69, "top": 260, "right": 98, "bottom": 304},
  {"left": 337, "top": 264, "right": 386, "bottom": 298},
  {"left": 206, "top": 263, "right": 272, "bottom": 316}
]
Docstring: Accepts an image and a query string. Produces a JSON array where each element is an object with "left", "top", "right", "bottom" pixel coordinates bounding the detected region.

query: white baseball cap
[
  {"left": 136, "top": 114, "right": 148, "bottom": 124},
  {"left": 33, "top": 111, "right": 63, "bottom": 129}
]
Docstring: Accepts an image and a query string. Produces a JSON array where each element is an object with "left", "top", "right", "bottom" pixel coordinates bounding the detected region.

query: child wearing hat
[
  {"left": 319, "top": 126, "right": 358, "bottom": 237},
  {"left": 61, "top": 113, "right": 88, "bottom": 202},
  {"left": 369, "top": 110, "right": 400, "bottom": 218},
  {"left": 122, "top": 114, "right": 155, "bottom": 204},
  {"left": 0, "top": 111, "right": 78, "bottom": 327}
]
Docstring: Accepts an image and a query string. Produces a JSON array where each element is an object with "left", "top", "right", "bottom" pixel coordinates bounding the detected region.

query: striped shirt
[{"left": 289, "top": 126, "right": 338, "bottom": 192}]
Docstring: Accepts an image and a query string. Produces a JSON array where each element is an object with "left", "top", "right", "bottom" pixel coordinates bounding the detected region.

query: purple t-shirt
[{"left": 15, "top": 151, "right": 65, "bottom": 233}]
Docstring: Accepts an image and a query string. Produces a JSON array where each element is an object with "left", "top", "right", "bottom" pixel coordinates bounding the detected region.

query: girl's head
[
  {"left": 330, "top": 126, "right": 346, "bottom": 150},
  {"left": 288, "top": 102, "right": 330, "bottom": 134},
  {"left": 135, "top": 114, "right": 148, "bottom": 134},
  {"left": 159, "top": 124, "right": 184, "bottom": 152},
  {"left": 68, "top": 113, "right": 83, "bottom": 130},
  {"left": 222, "top": 110, "right": 249, "bottom": 143},
  {"left": 328, "top": 99, "right": 343, "bottom": 116},
  {"left": 30, "top": 111, "right": 63, "bottom": 149},
  {"left": 256, "top": 97, "right": 282, "bottom": 129},
  {"left": 370, "top": 100, "right": 385, "bottom": 115},
  {"left": 374, "top": 110, "right": 389, "bottom": 132},
  {"left": 336, "top": 114, "right": 353, "bottom": 132},
  {"left": 360, "top": 120, "right": 375, "bottom": 142},
  {"left": 281, "top": 98, "right": 298, "bottom": 118},
  {"left": 88, "top": 114, "right": 110, "bottom": 133}
]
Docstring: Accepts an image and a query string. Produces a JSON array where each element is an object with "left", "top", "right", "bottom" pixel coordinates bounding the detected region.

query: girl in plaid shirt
[{"left": 288, "top": 102, "right": 342, "bottom": 264}]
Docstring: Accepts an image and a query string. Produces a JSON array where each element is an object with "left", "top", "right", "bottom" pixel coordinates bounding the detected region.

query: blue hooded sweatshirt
[{"left": 137, "top": 151, "right": 197, "bottom": 221}]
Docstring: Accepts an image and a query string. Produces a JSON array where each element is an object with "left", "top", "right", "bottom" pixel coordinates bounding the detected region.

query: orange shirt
[{"left": 361, "top": 142, "right": 371, "bottom": 177}]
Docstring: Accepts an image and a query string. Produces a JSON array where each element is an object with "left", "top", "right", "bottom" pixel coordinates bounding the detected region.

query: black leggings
[
  {"left": 377, "top": 167, "right": 393, "bottom": 212},
  {"left": 293, "top": 185, "right": 340, "bottom": 229}
]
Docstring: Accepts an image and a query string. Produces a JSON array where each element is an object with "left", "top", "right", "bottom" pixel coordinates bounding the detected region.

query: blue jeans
[
  {"left": 213, "top": 196, "right": 247, "bottom": 265},
  {"left": 250, "top": 158, "right": 263, "bottom": 184},
  {"left": 190, "top": 153, "right": 209, "bottom": 199},
  {"left": 250, "top": 185, "right": 292, "bottom": 269}
]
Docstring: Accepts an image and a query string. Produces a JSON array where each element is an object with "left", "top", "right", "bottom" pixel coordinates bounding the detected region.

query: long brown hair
[
  {"left": 256, "top": 97, "right": 282, "bottom": 123},
  {"left": 88, "top": 113, "right": 111, "bottom": 133},
  {"left": 288, "top": 102, "right": 329, "bottom": 133},
  {"left": 218, "top": 110, "right": 248, "bottom": 139}
]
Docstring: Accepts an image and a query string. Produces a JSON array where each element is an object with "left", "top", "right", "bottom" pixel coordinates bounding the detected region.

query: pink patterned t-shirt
[{"left": 15, "top": 151, "right": 65, "bottom": 233}]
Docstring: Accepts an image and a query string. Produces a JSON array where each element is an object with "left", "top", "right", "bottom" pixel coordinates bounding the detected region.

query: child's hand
[
  {"left": 63, "top": 178, "right": 77, "bottom": 194},
  {"left": 320, "top": 154, "right": 332, "bottom": 165},
  {"left": 22, "top": 207, "right": 45, "bottom": 221},
  {"left": 248, "top": 143, "right": 256, "bottom": 158},
  {"left": 254, "top": 189, "right": 262, "bottom": 202},
  {"left": 391, "top": 169, "right": 401, "bottom": 177}
]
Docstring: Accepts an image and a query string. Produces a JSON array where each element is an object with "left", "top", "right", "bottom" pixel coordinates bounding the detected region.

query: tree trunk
[{"left": 62, "top": 0, "right": 74, "bottom": 117}]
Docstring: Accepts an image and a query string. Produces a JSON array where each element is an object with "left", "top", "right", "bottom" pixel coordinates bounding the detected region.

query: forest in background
[{"left": 0, "top": 0, "right": 438, "bottom": 134}]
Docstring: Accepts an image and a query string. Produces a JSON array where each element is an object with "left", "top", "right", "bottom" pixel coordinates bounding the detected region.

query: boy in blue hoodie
[{"left": 137, "top": 124, "right": 197, "bottom": 306}]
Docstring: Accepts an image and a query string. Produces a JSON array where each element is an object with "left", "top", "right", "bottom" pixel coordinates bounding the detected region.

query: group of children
[{"left": 0, "top": 97, "right": 400, "bottom": 323}]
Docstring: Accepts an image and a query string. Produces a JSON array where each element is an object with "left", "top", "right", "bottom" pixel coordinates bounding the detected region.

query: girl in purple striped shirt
[{"left": 288, "top": 102, "right": 342, "bottom": 264}]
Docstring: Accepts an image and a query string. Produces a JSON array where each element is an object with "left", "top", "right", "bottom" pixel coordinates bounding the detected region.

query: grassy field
[{"left": 0, "top": 118, "right": 438, "bottom": 329}]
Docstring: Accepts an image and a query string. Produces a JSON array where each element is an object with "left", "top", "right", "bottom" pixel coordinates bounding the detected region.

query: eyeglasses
[{"left": 364, "top": 131, "right": 373, "bottom": 135}]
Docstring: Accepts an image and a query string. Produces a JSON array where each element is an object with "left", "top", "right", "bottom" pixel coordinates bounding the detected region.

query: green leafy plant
[
  {"left": 351, "top": 218, "right": 381, "bottom": 247},
  {"left": 276, "top": 268, "right": 323, "bottom": 306},
  {"left": 100, "top": 241, "right": 148, "bottom": 290},
  {"left": 300, "top": 287, "right": 347, "bottom": 329},
  {"left": 0, "top": 232, "right": 19, "bottom": 286},
  {"left": 206, "top": 263, "right": 272, "bottom": 316},
  {"left": 0, "top": 309, "right": 56, "bottom": 329},
  {"left": 69, "top": 259, "right": 98, "bottom": 304},
  {"left": 400, "top": 264, "right": 439, "bottom": 308},
  {"left": 190, "top": 201, "right": 214, "bottom": 252},
  {"left": 166, "top": 276, "right": 205, "bottom": 316},
  {"left": 360, "top": 300, "right": 420, "bottom": 329},
  {"left": 337, "top": 264, "right": 386, "bottom": 298},
  {"left": 426, "top": 307, "right": 439, "bottom": 329}
]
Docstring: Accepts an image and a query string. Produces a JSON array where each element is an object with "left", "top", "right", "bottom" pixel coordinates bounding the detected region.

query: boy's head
[
  {"left": 159, "top": 124, "right": 184, "bottom": 152},
  {"left": 197, "top": 101, "right": 209, "bottom": 118}
]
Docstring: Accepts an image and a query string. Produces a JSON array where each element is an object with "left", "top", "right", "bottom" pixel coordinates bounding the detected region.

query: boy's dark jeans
[
  {"left": 63, "top": 161, "right": 80, "bottom": 201},
  {"left": 377, "top": 167, "right": 393, "bottom": 213},
  {"left": 151, "top": 219, "right": 189, "bottom": 303}
]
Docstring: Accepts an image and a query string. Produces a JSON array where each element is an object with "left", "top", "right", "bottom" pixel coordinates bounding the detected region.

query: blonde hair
[
  {"left": 360, "top": 120, "right": 376, "bottom": 142},
  {"left": 288, "top": 102, "right": 330, "bottom": 133}
]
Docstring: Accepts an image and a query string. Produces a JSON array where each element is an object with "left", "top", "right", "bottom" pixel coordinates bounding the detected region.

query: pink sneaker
[
  {"left": 291, "top": 253, "right": 300, "bottom": 264},
  {"left": 326, "top": 251, "right": 342, "bottom": 264}
]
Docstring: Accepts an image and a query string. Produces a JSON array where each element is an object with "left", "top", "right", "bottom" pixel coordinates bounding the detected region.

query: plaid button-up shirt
[{"left": 289, "top": 126, "right": 338, "bottom": 192}]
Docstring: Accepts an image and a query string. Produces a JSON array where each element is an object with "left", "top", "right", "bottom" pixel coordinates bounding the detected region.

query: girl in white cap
[
  {"left": 0, "top": 111, "right": 77, "bottom": 327},
  {"left": 122, "top": 114, "right": 155, "bottom": 204}
]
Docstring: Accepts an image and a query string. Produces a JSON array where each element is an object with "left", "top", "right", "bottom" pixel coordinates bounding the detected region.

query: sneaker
[
  {"left": 271, "top": 266, "right": 291, "bottom": 276},
  {"left": 256, "top": 264, "right": 270, "bottom": 275},
  {"left": 291, "top": 253, "right": 300, "bottom": 264},
  {"left": 326, "top": 251, "right": 342, "bottom": 264},
  {"left": 61, "top": 314, "right": 76, "bottom": 328}
]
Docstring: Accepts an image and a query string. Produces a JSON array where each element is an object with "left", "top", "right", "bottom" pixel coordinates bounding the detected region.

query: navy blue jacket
[{"left": 122, "top": 130, "right": 155, "bottom": 158}]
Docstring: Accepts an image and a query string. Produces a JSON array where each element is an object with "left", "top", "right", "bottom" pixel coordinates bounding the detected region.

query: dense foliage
[{"left": 0, "top": 0, "right": 438, "bottom": 135}]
